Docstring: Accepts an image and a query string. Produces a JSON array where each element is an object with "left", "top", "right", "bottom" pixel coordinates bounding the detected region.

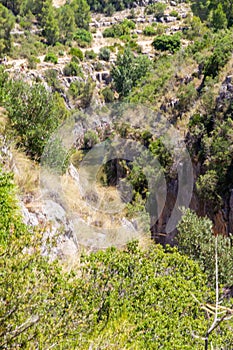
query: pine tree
[
  {"left": 41, "top": 0, "right": 59, "bottom": 45},
  {"left": 209, "top": 3, "right": 227, "bottom": 31},
  {"left": 58, "top": 4, "right": 76, "bottom": 43},
  {"left": 0, "top": 4, "right": 15, "bottom": 56},
  {"left": 71, "top": 0, "right": 90, "bottom": 30}
]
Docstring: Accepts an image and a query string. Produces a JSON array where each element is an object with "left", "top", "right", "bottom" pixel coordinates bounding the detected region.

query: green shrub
[
  {"left": 84, "top": 130, "right": 99, "bottom": 149},
  {"left": 98, "top": 47, "right": 111, "bottom": 61},
  {"left": 170, "top": 10, "right": 179, "bottom": 17},
  {"left": 85, "top": 49, "right": 97, "bottom": 59},
  {"left": 177, "top": 208, "right": 233, "bottom": 287},
  {"left": 95, "top": 61, "right": 104, "bottom": 71},
  {"left": 73, "top": 28, "right": 92, "bottom": 47},
  {"left": 145, "top": 2, "right": 166, "bottom": 18},
  {"left": 27, "top": 55, "right": 40, "bottom": 69},
  {"left": 44, "top": 52, "right": 58, "bottom": 64},
  {"left": 63, "top": 61, "right": 83, "bottom": 77},
  {"left": 44, "top": 69, "right": 63, "bottom": 92},
  {"left": 102, "top": 87, "right": 114, "bottom": 103},
  {"left": 3, "top": 80, "right": 67, "bottom": 159},
  {"left": 103, "top": 20, "right": 134, "bottom": 38},
  {"left": 152, "top": 34, "right": 181, "bottom": 53},
  {"left": 69, "top": 47, "right": 84, "bottom": 61},
  {"left": 143, "top": 25, "right": 156, "bottom": 36}
]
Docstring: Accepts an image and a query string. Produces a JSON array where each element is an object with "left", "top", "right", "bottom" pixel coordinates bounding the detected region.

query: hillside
[{"left": 1, "top": 0, "right": 233, "bottom": 348}]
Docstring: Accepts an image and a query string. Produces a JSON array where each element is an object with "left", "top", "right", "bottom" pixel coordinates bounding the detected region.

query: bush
[
  {"left": 94, "top": 61, "right": 104, "bottom": 71},
  {"left": 145, "top": 2, "right": 166, "bottom": 18},
  {"left": 63, "top": 61, "right": 83, "bottom": 77},
  {"left": 152, "top": 34, "right": 181, "bottom": 53},
  {"left": 102, "top": 87, "right": 114, "bottom": 103},
  {"left": 177, "top": 208, "right": 233, "bottom": 287},
  {"left": 143, "top": 25, "right": 156, "bottom": 36},
  {"left": 44, "top": 69, "right": 63, "bottom": 92},
  {"left": 44, "top": 52, "right": 58, "bottom": 64},
  {"left": 3, "top": 80, "right": 67, "bottom": 159},
  {"left": 103, "top": 20, "right": 134, "bottom": 38},
  {"left": 170, "top": 10, "right": 179, "bottom": 17},
  {"left": 27, "top": 55, "right": 40, "bottom": 69},
  {"left": 111, "top": 48, "right": 151, "bottom": 97},
  {"left": 69, "top": 47, "right": 84, "bottom": 61},
  {"left": 73, "top": 28, "right": 92, "bottom": 47},
  {"left": 98, "top": 47, "right": 111, "bottom": 61},
  {"left": 84, "top": 130, "right": 99, "bottom": 149},
  {"left": 85, "top": 49, "right": 97, "bottom": 59}
]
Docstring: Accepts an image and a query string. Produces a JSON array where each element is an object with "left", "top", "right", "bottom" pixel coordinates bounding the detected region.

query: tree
[
  {"left": 177, "top": 208, "right": 233, "bottom": 287},
  {"left": 41, "top": 0, "right": 59, "bottom": 45},
  {"left": 3, "top": 79, "right": 67, "bottom": 159},
  {"left": 190, "top": 0, "right": 233, "bottom": 28},
  {"left": 209, "top": 3, "right": 227, "bottom": 31},
  {"left": 111, "top": 48, "right": 151, "bottom": 97},
  {"left": 58, "top": 4, "right": 76, "bottom": 43},
  {"left": 190, "top": 0, "right": 209, "bottom": 21},
  {"left": 152, "top": 34, "right": 181, "bottom": 53},
  {"left": 0, "top": 4, "right": 15, "bottom": 57},
  {"left": 71, "top": 0, "right": 90, "bottom": 30},
  {"left": 73, "top": 28, "right": 92, "bottom": 47},
  {"left": 98, "top": 47, "right": 110, "bottom": 61},
  {"left": 145, "top": 2, "right": 166, "bottom": 18},
  {"left": 0, "top": 0, "right": 22, "bottom": 15}
]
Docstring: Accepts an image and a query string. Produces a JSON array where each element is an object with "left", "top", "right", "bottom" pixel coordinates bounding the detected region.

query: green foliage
[
  {"left": 0, "top": 65, "right": 8, "bottom": 103},
  {"left": 103, "top": 19, "right": 135, "bottom": 38},
  {"left": 3, "top": 79, "right": 67, "bottom": 159},
  {"left": 98, "top": 47, "right": 111, "bottom": 61},
  {"left": 42, "top": 137, "right": 70, "bottom": 174},
  {"left": 85, "top": 49, "right": 97, "bottom": 59},
  {"left": 183, "top": 16, "right": 208, "bottom": 40},
  {"left": 73, "top": 28, "right": 92, "bottom": 47},
  {"left": 129, "top": 55, "right": 173, "bottom": 104},
  {"left": 143, "top": 25, "right": 156, "bottom": 36},
  {"left": 209, "top": 3, "right": 227, "bottom": 31},
  {"left": 144, "top": 2, "right": 166, "bottom": 18},
  {"left": 170, "top": 9, "right": 179, "bottom": 17},
  {"left": 102, "top": 86, "right": 114, "bottom": 103},
  {"left": 27, "top": 55, "right": 40, "bottom": 69},
  {"left": 196, "top": 170, "right": 222, "bottom": 210},
  {"left": 41, "top": 0, "right": 59, "bottom": 45},
  {"left": 203, "top": 32, "right": 233, "bottom": 81},
  {"left": 177, "top": 82, "right": 198, "bottom": 113},
  {"left": 71, "top": 0, "right": 90, "bottom": 30},
  {"left": 149, "top": 137, "right": 173, "bottom": 173},
  {"left": 0, "top": 0, "right": 21, "bottom": 15},
  {"left": 69, "top": 47, "right": 84, "bottom": 61},
  {"left": 68, "top": 77, "right": 95, "bottom": 108},
  {"left": 44, "top": 52, "right": 58, "bottom": 64},
  {"left": 111, "top": 48, "right": 151, "bottom": 97},
  {"left": 57, "top": 4, "right": 76, "bottom": 43},
  {"left": 87, "top": 0, "right": 135, "bottom": 13},
  {"left": 44, "top": 69, "right": 63, "bottom": 92},
  {"left": 191, "top": 0, "right": 233, "bottom": 28},
  {"left": 0, "top": 4, "right": 15, "bottom": 56},
  {"left": 63, "top": 60, "right": 83, "bottom": 77},
  {"left": 152, "top": 33, "right": 181, "bottom": 53},
  {"left": 177, "top": 209, "right": 233, "bottom": 287},
  {"left": 84, "top": 130, "right": 99, "bottom": 149},
  {"left": 0, "top": 172, "right": 233, "bottom": 348},
  {"left": 0, "top": 169, "right": 19, "bottom": 244}
]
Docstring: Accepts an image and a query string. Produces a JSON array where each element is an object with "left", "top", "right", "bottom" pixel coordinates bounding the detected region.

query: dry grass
[{"left": 12, "top": 150, "right": 40, "bottom": 195}]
